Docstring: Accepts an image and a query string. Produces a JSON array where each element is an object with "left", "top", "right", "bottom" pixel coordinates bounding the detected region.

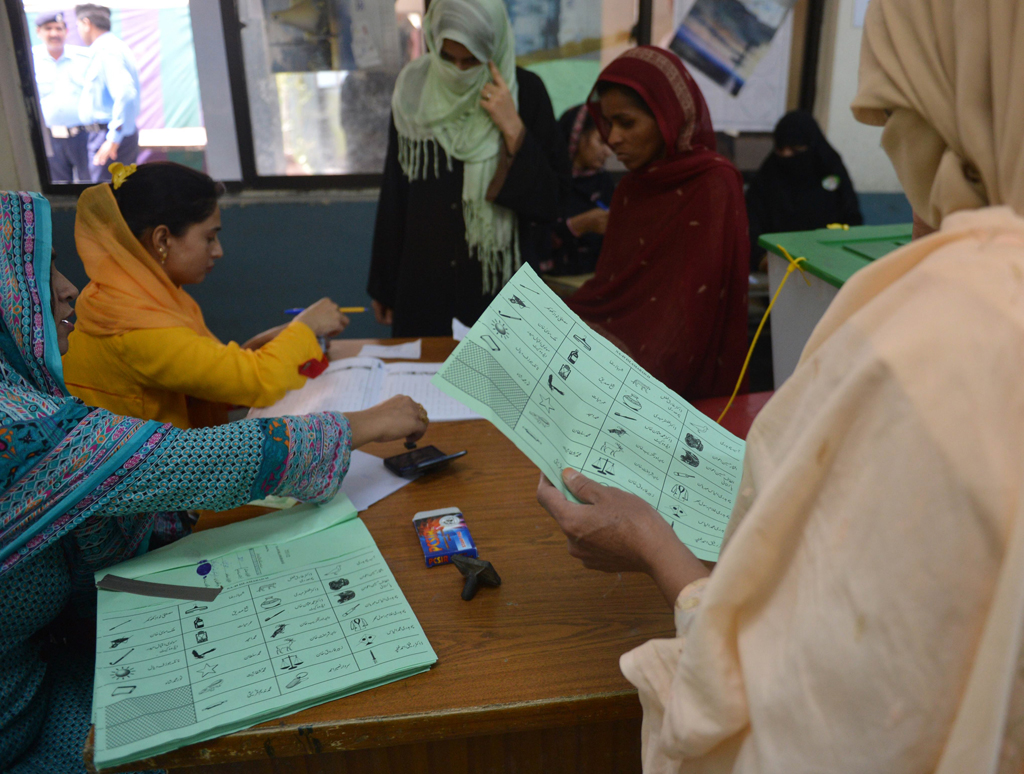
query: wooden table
[{"left": 115, "top": 339, "right": 767, "bottom": 774}]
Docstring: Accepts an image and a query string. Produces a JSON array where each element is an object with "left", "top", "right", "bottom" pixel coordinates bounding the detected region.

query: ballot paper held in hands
[{"left": 431, "top": 264, "right": 745, "bottom": 562}]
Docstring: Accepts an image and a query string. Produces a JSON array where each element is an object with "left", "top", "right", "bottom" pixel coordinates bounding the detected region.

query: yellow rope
[{"left": 716, "top": 245, "right": 809, "bottom": 424}]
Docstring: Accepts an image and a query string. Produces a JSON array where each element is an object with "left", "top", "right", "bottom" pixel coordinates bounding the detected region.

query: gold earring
[{"left": 158, "top": 248, "right": 167, "bottom": 265}]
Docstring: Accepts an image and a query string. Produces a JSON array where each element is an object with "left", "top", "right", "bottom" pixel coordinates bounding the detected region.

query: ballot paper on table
[
  {"left": 90, "top": 494, "right": 436, "bottom": 770},
  {"left": 431, "top": 265, "right": 745, "bottom": 562},
  {"left": 245, "top": 357, "right": 479, "bottom": 421}
]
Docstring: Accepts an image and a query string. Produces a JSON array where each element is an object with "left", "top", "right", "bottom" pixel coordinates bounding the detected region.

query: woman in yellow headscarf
[
  {"left": 537, "top": 0, "right": 1024, "bottom": 770},
  {"left": 63, "top": 162, "right": 348, "bottom": 428}
]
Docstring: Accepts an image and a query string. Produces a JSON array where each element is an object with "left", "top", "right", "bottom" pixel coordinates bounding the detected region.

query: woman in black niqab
[{"left": 746, "top": 111, "right": 863, "bottom": 269}]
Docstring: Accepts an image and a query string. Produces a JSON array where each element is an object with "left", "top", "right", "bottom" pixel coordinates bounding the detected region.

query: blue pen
[{"left": 595, "top": 201, "right": 609, "bottom": 211}]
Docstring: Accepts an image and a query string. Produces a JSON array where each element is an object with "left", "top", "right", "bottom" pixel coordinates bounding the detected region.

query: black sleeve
[
  {"left": 492, "top": 69, "right": 572, "bottom": 222},
  {"left": 836, "top": 164, "right": 864, "bottom": 226},
  {"left": 367, "top": 115, "right": 408, "bottom": 307},
  {"left": 745, "top": 180, "right": 770, "bottom": 271}
]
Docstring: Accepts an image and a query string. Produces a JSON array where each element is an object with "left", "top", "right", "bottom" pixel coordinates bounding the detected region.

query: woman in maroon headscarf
[{"left": 568, "top": 47, "right": 749, "bottom": 400}]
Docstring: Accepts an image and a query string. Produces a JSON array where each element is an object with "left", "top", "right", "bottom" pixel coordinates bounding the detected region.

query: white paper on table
[
  {"left": 246, "top": 357, "right": 478, "bottom": 422},
  {"left": 341, "top": 449, "right": 412, "bottom": 511},
  {"left": 452, "top": 318, "right": 470, "bottom": 341},
  {"left": 380, "top": 362, "right": 480, "bottom": 421},
  {"left": 359, "top": 340, "right": 422, "bottom": 359},
  {"left": 246, "top": 357, "right": 383, "bottom": 419}
]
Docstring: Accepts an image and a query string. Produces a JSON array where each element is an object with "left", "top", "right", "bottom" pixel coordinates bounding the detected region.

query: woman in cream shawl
[{"left": 537, "top": 1, "right": 1024, "bottom": 771}]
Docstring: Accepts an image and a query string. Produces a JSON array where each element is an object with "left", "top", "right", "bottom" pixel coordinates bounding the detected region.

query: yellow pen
[{"left": 283, "top": 306, "right": 366, "bottom": 315}]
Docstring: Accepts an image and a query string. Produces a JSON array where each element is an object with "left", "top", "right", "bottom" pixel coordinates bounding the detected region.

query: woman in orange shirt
[{"left": 63, "top": 162, "right": 348, "bottom": 428}]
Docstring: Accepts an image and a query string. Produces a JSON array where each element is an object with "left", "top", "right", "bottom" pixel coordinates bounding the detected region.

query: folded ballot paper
[
  {"left": 431, "top": 264, "right": 746, "bottom": 562},
  {"left": 90, "top": 494, "right": 436, "bottom": 769}
]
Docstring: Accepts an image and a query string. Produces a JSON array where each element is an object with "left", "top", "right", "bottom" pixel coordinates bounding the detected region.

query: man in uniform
[
  {"left": 75, "top": 4, "right": 141, "bottom": 182},
  {"left": 31, "top": 12, "right": 91, "bottom": 183}
]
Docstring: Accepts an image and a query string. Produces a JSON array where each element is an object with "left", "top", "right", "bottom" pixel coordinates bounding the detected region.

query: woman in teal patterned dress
[{"left": 0, "top": 191, "right": 428, "bottom": 772}]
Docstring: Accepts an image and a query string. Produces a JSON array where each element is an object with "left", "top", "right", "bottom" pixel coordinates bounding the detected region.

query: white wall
[{"left": 817, "top": 0, "right": 901, "bottom": 192}]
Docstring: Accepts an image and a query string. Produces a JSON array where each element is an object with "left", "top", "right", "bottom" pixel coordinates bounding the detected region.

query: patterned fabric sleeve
[{"left": 85, "top": 412, "right": 352, "bottom": 516}]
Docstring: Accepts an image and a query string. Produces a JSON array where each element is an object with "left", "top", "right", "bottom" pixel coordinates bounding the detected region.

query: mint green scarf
[{"left": 390, "top": 0, "right": 519, "bottom": 293}]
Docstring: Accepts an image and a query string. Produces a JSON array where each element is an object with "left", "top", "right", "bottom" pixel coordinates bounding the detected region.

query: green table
[{"left": 759, "top": 224, "right": 912, "bottom": 385}]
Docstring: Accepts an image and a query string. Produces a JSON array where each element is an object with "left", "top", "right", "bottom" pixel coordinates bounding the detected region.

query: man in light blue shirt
[
  {"left": 75, "top": 4, "right": 140, "bottom": 182},
  {"left": 31, "top": 12, "right": 91, "bottom": 183}
]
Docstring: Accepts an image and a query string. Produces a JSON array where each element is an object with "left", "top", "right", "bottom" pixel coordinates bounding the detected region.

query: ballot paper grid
[
  {"left": 93, "top": 549, "right": 432, "bottom": 760},
  {"left": 433, "top": 266, "right": 744, "bottom": 561}
]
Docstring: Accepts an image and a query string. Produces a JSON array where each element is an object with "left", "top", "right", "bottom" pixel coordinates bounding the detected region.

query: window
[
  {"left": 511, "top": 0, "right": 638, "bottom": 121},
  {"left": 16, "top": 1, "right": 208, "bottom": 185},
  {"left": 6, "top": 0, "right": 813, "bottom": 192},
  {"left": 236, "top": 0, "right": 425, "bottom": 178}
]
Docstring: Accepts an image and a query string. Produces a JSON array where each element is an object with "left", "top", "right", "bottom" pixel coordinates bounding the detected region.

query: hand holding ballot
[{"left": 537, "top": 470, "right": 709, "bottom": 606}]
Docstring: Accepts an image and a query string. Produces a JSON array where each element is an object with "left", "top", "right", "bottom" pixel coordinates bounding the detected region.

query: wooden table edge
[{"left": 91, "top": 690, "right": 642, "bottom": 771}]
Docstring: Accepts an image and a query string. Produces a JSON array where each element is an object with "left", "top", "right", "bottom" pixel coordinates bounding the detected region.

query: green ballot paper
[
  {"left": 432, "top": 265, "right": 745, "bottom": 562},
  {"left": 90, "top": 494, "right": 437, "bottom": 770}
]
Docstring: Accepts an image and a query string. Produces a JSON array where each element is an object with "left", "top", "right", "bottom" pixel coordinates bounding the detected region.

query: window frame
[
  {"left": 6, "top": 0, "right": 821, "bottom": 193},
  {"left": 5, "top": 0, "right": 63, "bottom": 195}
]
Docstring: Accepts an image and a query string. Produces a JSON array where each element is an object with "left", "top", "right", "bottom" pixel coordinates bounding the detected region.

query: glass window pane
[
  {"left": 238, "top": 0, "right": 424, "bottom": 176},
  {"left": 238, "top": 0, "right": 634, "bottom": 178},
  {"left": 511, "top": 0, "right": 637, "bottom": 120},
  {"left": 21, "top": 2, "right": 211, "bottom": 185}
]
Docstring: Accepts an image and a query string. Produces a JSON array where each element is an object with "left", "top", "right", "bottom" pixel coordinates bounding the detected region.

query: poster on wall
[
  {"left": 664, "top": 0, "right": 792, "bottom": 132},
  {"left": 669, "top": 0, "right": 796, "bottom": 96}
]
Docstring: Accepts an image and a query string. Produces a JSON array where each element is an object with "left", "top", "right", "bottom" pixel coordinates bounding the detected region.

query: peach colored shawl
[
  {"left": 851, "top": 0, "right": 1024, "bottom": 228},
  {"left": 73, "top": 184, "right": 215, "bottom": 338},
  {"left": 621, "top": 207, "right": 1024, "bottom": 773}
]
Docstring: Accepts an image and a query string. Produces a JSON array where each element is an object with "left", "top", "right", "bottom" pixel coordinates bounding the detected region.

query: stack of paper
[
  {"left": 247, "top": 357, "right": 479, "bottom": 422},
  {"left": 431, "top": 265, "right": 746, "bottom": 562},
  {"left": 90, "top": 495, "right": 436, "bottom": 769}
]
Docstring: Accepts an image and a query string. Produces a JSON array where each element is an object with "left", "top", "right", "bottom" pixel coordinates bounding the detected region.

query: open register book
[
  {"left": 247, "top": 357, "right": 478, "bottom": 421},
  {"left": 90, "top": 495, "right": 436, "bottom": 769},
  {"left": 431, "top": 264, "right": 746, "bottom": 562}
]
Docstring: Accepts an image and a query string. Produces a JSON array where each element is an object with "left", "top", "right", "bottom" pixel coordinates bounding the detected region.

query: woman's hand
[
  {"left": 344, "top": 395, "right": 428, "bottom": 448},
  {"left": 295, "top": 298, "right": 349, "bottom": 339},
  {"left": 241, "top": 323, "right": 288, "bottom": 350},
  {"left": 480, "top": 61, "right": 525, "bottom": 154},
  {"left": 371, "top": 299, "right": 393, "bottom": 326},
  {"left": 568, "top": 208, "right": 610, "bottom": 236},
  {"left": 537, "top": 469, "right": 709, "bottom": 605}
]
